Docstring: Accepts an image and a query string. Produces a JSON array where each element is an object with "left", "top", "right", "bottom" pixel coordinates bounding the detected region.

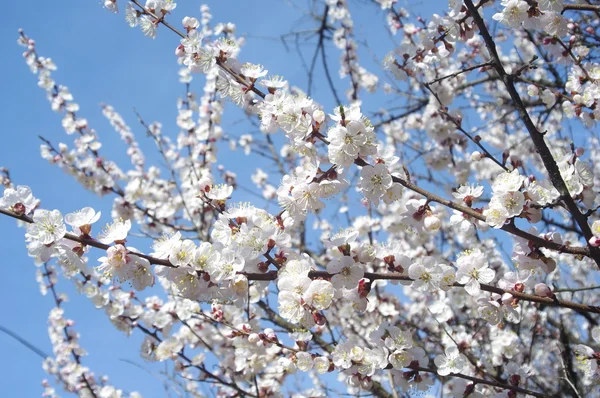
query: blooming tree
[{"left": 4, "top": 0, "right": 600, "bottom": 396}]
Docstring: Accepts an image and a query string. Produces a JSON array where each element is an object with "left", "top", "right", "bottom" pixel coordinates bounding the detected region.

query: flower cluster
[
  {"left": 325, "top": 0, "right": 378, "bottom": 100},
  {"left": 277, "top": 255, "right": 334, "bottom": 325},
  {"left": 7, "top": 0, "right": 600, "bottom": 397},
  {"left": 493, "top": 0, "right": 568, "bottom": 36},
  {"left": 484, "top": 168, "right": 563, "bottom": 228},
  {"left": 327, "top": 105, "right": 376, "bottom": 168},
  {"left": 572, "top": 326, "right": 600, "bottom": 384}
]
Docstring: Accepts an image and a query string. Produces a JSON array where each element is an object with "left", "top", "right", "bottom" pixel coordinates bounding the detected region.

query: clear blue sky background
[{"left": 0, "top": 1, "right": 444, "bottom": 396}]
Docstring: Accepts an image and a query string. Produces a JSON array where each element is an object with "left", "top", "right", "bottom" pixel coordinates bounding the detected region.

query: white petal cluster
[
  {"left": 359, "top": 163, "right": 392, "bottom": 204},
  {"left": 455, "top": 248, "right": 495, "bottom": 296},
  {"left": 484, "top": 170, "right": 526, "bottom": 228},
  {"left": 327, "top": 255, "right": 364, "bottom": 289},
  {"left": 434, "top": 346, "right": 468, "bottom": 376},
  {"left": 277, "top": 161, "right": 348, "bottom": 226},
  {"left": 11, "top": 3, "right": 600, "bottom": 396},
  {"left": 277, "top": 255, "right": 334, "bottom": 325},
  {"left": 27, "top": 209, "right": 66, "bottom": 245},
  {"left": 327, "top": 105, "right": 376, "bottom": 168},
  {"left": 408, "top": 256, "right": 449, "bottom": 292},
  {"left": 0, "top": 185, "right": 38, "bottom": 215}
]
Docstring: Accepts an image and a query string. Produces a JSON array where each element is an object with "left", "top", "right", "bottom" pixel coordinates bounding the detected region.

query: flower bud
[
  {"left": 182, "top": 17, "right": 200, "bottom": 30},
  {"left": 509, "top": 374, "right": 521, "bottom": 386},
  {"left": 267, "top": 332, "right": 278, "bottom": 342},
  {"left": 12, "top": 202, "right": 26, "bottom": 216},
  {"left": 471, "top": 151, "right": 484, "bottom": 161},
  {"left": 104, "top": 0, "right": 116, "bottom": 10},
  {"left": 523, "top": 206, "right": 542, "bottom": 223},
  {"left": 424, "top": 215, "right": 441, "bottom": 232},
  {"left": 514, "top": 283, "right": 525, "bottom": 293},
  {"left": 358, "top": 279, "right": 371, "bottom": 299},
  {"left": 534, "top": 283, "right": 554, "bottom": 298},
  {"left": 313, "top": 312, "right": 326, "bottom": 326},
  {"left": 257, "top": 261, "right": 269, "bottom": 273},
  {"left": 248, "top": 333, "right": 260, "bottom": 344},
  {"left": 313, "top": 109, "right": 325, "bottom": 124}
]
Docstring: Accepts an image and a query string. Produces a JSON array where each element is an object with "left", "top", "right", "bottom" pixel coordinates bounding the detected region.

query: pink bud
[
  {"left": 514, "top": 283, "right": 525, "bottom": 293},
  {"left": 534, "top": 283, "right": 553, "bottom": 298},
  {"left": 589, "top": 236, "right": 600, "bottom": 247},
  {"left": 313, "top": 312, "right": 326, "bottom": 326},
  {"left": 175, "top": 44, "right": 185, "bottom": 57},
  {"left": 12, "top": 202, "right": 26, "bottom": 216},
  {"left": 358, "top": 279, "right": 371, "bottom": 299},
  {"left": 267, "top": 332, "right": 277, "bottom": 342},
  {"left": 575, "top": 147, "right": 585, "bottom": 157}
]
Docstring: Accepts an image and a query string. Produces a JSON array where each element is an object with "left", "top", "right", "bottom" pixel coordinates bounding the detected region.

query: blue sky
[{"left": 0, "top": 1, "right": 446, "bottom": 396}]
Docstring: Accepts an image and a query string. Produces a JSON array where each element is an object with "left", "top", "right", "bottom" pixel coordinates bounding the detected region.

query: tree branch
[{"left": 463, "top": 0, "right": 600, "bottom": 269}]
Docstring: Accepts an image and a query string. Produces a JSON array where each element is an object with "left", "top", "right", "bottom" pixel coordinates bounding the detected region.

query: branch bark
[
  {"left": 2, "top": 207, "right": 598, "bottom": 316},
  {"left": 463, "top": 0, "right": 600, "bottom": 269}
]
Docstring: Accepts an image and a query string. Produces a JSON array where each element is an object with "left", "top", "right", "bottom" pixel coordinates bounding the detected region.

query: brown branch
[
  {"left": 374, "top": 169, "right": 589, "bottom": 257},
  {"left": 408, "top": 365, "right": 553, "bottom": 398},
  {"left": 129, "top": 0, "right": 267, "bottom": 100},
  {"left": 44, "top": 264, "right": 99, "bottom": 398},
  {"left": 422, "top": 83, "right": 507, "bottom": 171},
  {"left": 249, "top": 269, "right": 600, "bottom": 315},
  {"left": 425, "top": 61, "right": 493, "bottom": 86},
  {"left": 259, "top": 303, "right": 550, "bottom": 397},
  {"left": 38, "top": 135, "right": 195, "bottom": 233},
  {"left": 0, "top": 208, "right": 174, "bottom": 268},
  {"left": 133, "top": 109, "right": 201, "bottom": 234},
  {"left": 463, "top": 0, "right": 600, "bottom": 269},
  {"left": 124, "top": 0, "right": 595, "bottom": 265},
  {"left": 133, "top": 322, "right": 255, "bottom": 397},
  {"left": 4, "top": 204, "right": 599, "bottom": 315},
  {"left": 561, "top": 4, "right": 600, "bottom": 14},
  {"left": 257, "top": 301, "right": 394, "bottom": 398}
]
